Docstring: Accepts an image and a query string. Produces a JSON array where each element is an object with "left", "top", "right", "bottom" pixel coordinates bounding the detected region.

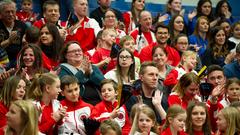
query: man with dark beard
[{"left": 90, "top": 0, "right": 123, "bottom": 28}]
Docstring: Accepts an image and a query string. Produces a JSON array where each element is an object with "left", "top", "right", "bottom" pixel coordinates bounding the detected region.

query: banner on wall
[{"left": 124, "top": 0, "right": 220, "bottom": 7}]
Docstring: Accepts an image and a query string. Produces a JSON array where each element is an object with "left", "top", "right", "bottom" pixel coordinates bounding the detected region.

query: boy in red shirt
[
  {"left": 16, "top": 0, "right": 38, "bottom": 25},
  {"left": 58, "top": 75, "right": 97, "bottom": 135},
  {"left": 91, "top": 29, "right": 117, "bottom": 74},
  {"left": 94, "top": 79, "right": 131, "bottom": 135}
]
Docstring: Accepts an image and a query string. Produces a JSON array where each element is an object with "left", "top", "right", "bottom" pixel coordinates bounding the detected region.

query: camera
[
  {"left": 110, "top": 43, "right": 121, "bottom": 58},
  {"left": 199, "top": 82, "right": 214, "bottom": 101}
]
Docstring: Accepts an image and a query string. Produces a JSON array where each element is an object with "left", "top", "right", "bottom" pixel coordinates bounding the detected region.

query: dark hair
[
  {"left": 236, "top": 43, "right": 240, "bottom": 54},
  {"left": 217, "top": 19, "right": 231, "bottom": 37},
  {"left": 208, "top": 26, "right": 229, "bottom": 58},
  {"left": 186, "top": 102, "right": 212, "bottom": 135},
  {"left": 25, "top": 26, "right": 40, "bottom": 44},
  {"left": 17, "top": 44, "right": 43, "bottom": 73},
  {"left": 139, "top": 61, "right": 157, "bottom": 75},
  {"left": 131, "top": 0, "right": 145, "bottom": 25},
  {"left": 166, "top": 0, "right": 180, "bottom": 13},
  {"left": 22, "top": 0, "right": 32, "bottom": 4},
  {"left": 152, "top": 45, "right": 168, "bottom": 57},
  {"left": 217, "top": 18, "right": 231, "bottom": 27},
  {"left": 225, "top": 78, "right": 240, "bottom": 90},
  {"left": 168, "top": 15, "right": 186, "bottom": 43},
  {"left": 60, "top": 40, "right": 81, "bottom": 63},
  {"left": 42, "top": 0, "right": 59, "bottom": 13},
  {"left": 154, "top": 22, "right": 169, "bottom": 34},
  {"left": 60, "top": 75, "right": 79, "bottom": 90},
  {"left": 196, "top": 0, "right": 213, "bottom": 21},
  {"left": 206, "top": 64, "right": 224, "bottom": 75},
  {"left": 172, "top": 33, "right": 188, "bottom": 46},
  {"left": 100, "top": 79, "right": 118, "bottom": 92},
  {"left": 215, "top": 0, "right": 232, "bottom": 18},
  {"left": 231, "top": 21, "right": 240, "bottom": 36},
  {"left": 40, "top": 23, "right": 64, "bottom": 61},
  {"left": 116, "top": 48, "right": 135, "bottom": 85},
  {"left": 103, "top": 9, "right": 117, "bottom": 20}
]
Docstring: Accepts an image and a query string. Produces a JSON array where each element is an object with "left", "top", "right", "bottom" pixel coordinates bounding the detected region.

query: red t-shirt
[{"left": 91, "top": 48, "right": 116, "bottom": 74}]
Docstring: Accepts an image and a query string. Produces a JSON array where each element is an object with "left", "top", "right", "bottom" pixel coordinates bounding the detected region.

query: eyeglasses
[
  {"left": 67, "top": 49, "right": 82, "bottom": 54},
  {"left": 119, "top": 55, "right": 132, "bottom": 60}
]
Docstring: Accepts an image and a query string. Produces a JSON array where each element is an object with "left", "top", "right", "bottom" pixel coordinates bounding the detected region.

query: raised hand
[
  {"left": 158, "top": 14, "right": 169, "bottom": 23},
  {"left": 52, "top": 106, "right": 67, "bottom": 122},
  {"left": 188, "top": 9, "right": 197, "bottom": 21},
  {"left": 110, "top": 108, "right": 119, "bottom": 119},
  {"left": 0, "top": 68, "right": 15, "bottom": 81},
  {"left": 152, "top": 90, "right": 163, "bottom": 107}
]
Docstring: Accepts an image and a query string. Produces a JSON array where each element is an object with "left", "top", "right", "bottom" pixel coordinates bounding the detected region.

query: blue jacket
[{"left": 223, "top": 61, "right": 240, "bottom": 79}]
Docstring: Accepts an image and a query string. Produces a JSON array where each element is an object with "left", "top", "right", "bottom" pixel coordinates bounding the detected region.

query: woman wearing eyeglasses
[
  {"left": 104, "top": 48, "right": 138, "bottom": 85},
  {"left": 58, "top": 41, "right": 104, "bottom": 105},
  {"left": 103, "top": 9, "right": 126, "bottom": 44}
]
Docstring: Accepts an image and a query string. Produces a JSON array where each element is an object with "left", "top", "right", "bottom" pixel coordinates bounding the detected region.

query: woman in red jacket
[
  {"left": 168, "top": 72, "right": 201, "bottom": 109},
  {"left": 29, "top": 73, "right": 67, "bottom": 135}
]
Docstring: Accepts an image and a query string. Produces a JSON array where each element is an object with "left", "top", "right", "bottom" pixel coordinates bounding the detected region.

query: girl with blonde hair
[
  {"left": 216, "top": 107, "right": 240, "bottom": 135},
  {"left": 29, "top": 73, "right": 67, "bottom": 135},
  {"left": 161, "top": 105, "right": 187, "bottom": 135},
  {"left": 164, "top": 50, "right": 198, "bottom": 88},
  {"left": 130, "top": 105, "right": 159, "bottom": 135},
  {"left": 1, "top": 100, "right": 39, "bottom": 135}
]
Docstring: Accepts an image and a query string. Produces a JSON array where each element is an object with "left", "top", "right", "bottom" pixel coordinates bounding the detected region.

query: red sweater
[
  {"left": 161, "top": 127, "right": 187, "bottom": 135},
  {"left": 65, "top": 16, "right": 101, "bottom": 52},
  {"left": 16, "top": 10, "right": 38, "bottom": 24},
  {"left": 91, "top": 48, "right": 117, "bottom": 74},
  {"left": 33, "top": 18, "right": 66, "bottom": 29},
  {"left": 168, "top": 92, "right": 201, "bottom": 109},
  {"left": 94, "top": 100, "right": 131, "bottom": 135},
  {"left": 139, "top": 42, "right": 180, "bottom": 67},
  {"left": 0, "top": 101, "right": 8, "bottom": 128},
  {"left": 38, "top": 100, "right": 61, "bottom": 135},
  {"left": 186, "top": 130, "right": 215, "bottom": 135},
  {"left": 42, "top": 52, "right": 59, "bottom": 71}
]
